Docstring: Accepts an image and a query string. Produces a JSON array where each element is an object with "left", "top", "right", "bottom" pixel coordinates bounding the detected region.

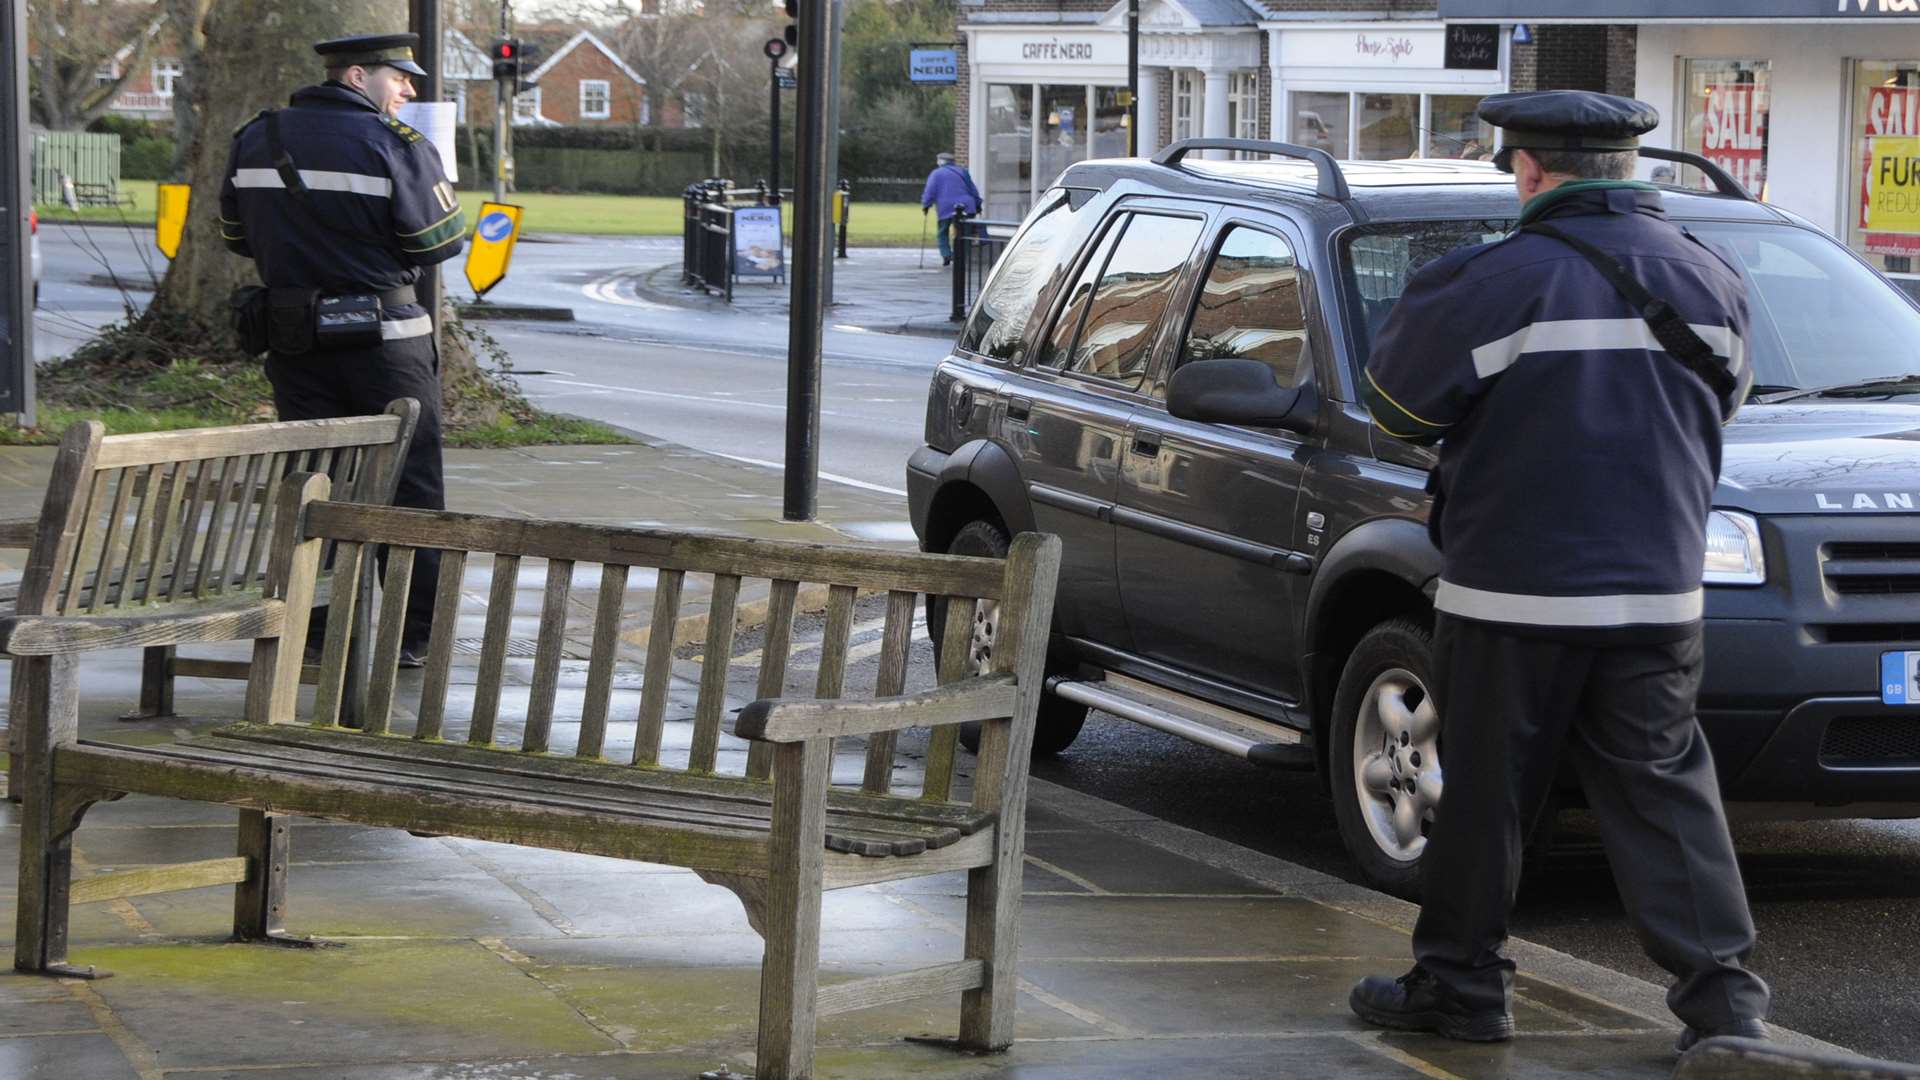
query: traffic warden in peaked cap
[
  {"left": 218, "top": 29, "right": 466, "bottom": 668},
  {"left": 1346, "top": 88, "right": 1772, "bottom": 1052}
]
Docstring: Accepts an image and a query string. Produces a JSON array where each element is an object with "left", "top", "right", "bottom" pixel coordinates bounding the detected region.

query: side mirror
[{"left": 1168, "top": 358, "right": 1312, "bottom": 432}]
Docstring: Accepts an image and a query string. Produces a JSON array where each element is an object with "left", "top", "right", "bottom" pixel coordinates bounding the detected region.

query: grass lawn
[{"left": 36, "top": 179, "right": 932, "bottom": 245}]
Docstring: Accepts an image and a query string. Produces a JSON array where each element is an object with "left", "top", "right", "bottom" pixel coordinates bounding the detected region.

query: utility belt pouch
[
  {"left": 228, "top": 285, "right": 271, "bottom": 357},
  {"left": 314, "top": 293, "right": 385, "bottom": 349},
  {"left": 267, "top": 287, "right": 319, "bottom": 356}
]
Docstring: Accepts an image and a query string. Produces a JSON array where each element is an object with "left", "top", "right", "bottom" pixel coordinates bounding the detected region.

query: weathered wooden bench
[
  {"left": 9, "top": 473, "right": 1062, "bottom": 1080},
  {"left": 1, "top": 406, "right": 418, "bottom": 797}
]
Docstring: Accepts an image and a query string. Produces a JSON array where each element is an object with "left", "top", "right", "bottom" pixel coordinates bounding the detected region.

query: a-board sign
[
  {"left": 1444, "top": 24, "right": 1500, "bottom": 70},
  {"left": 464, "top": 201, "right": 523, "bottom": 297},
  {"left": 910, "top": 49, "right": 958, "bottom": 84},
  {"left": 156, "top": 182, "right": 190, "bottom": 259},
  {"left": 732, "top": 206, "right": 785, "bottom": 279}
]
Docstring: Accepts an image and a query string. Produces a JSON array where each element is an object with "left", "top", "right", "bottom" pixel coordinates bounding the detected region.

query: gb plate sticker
[{"left": 1882, "top": 651, "right": 1920, "bottom": 705}]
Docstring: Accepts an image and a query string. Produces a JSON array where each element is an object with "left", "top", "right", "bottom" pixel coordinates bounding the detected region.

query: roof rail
[
  {"left": 1637, "top": 147, "right": 1756, "bottom": 201},
  {"left": 1153, "top": 138, "right": 1352, "bottom": 202}
]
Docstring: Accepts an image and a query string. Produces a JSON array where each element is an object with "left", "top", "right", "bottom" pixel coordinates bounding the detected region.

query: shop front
[
  {"left": 1269, "top": 23, "right": 1510, "bottom": 163},
  {"left": 964, "top": 27, "right": 1134, "bottom": 220},
  {"left": 1441, "top": 0, "right": 1920, "bottom": 279}
]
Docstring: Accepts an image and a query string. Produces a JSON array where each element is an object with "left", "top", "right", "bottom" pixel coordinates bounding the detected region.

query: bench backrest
[
  {"left": 257, "top": 484, "right": 1053, "bottom": 805},
  {"left": 17, "top": 403, "right": 418, "bottom": 618}
]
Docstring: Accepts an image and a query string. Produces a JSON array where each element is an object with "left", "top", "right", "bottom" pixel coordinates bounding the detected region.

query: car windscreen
[{"left": 1341, "top": 218, "right": 1920, "bottom": 395}]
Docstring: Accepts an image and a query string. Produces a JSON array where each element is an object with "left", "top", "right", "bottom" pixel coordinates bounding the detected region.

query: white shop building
[
  {"left": 960, "top": 3, "right": 1514, "bottom": 220},
  {"left": 1443, "top": 0, "right": 1920, "bottom": 277}
]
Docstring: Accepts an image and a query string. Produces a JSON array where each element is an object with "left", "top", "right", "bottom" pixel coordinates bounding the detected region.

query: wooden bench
[
  {"left": 8, "top": 474, "right": 1062, "bottom": 1080},
  {"left": 2, "top": 406, "right": 418, "bottom": 798}
]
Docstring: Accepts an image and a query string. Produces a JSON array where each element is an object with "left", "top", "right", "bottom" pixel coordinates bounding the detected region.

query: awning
[{"left": 1439, "top": 0, "right": 1920, "bottom": 19}]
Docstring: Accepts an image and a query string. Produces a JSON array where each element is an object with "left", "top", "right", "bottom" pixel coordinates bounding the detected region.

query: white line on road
[
  {"left": 701, "top": 449, "right": 909, "bottom": 497},
  {"left": 528, "top": 377, "right": 787, "bottom": 412},
  {"left": 582, "top": 268, "right": 669, "bottom": 310}
]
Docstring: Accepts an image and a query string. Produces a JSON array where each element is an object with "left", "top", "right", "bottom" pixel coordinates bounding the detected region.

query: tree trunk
[
  {"left": 147, "top": 0, "right": 397, "bottom": 333},
  {"left": 163, "top": 0, "right": 212, "bottom": 180}
]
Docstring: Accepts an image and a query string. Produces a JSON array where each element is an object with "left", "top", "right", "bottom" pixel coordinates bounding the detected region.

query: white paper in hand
[{"left": 395, "top": 101, "right": 459, "bottom": 183}]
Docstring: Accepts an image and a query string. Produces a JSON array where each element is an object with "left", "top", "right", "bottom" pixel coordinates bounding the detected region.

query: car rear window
[{"left": 957, "top": 190, "right": 1095, "bottom": 363}]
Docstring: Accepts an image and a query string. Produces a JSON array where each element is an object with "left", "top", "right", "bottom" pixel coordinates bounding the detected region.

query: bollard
[
  {"left": 836, "top": 179, "right": 850, "bottom": 260},
  {"left": 950, "top": 207, "right": 971, "bottom": 322}
]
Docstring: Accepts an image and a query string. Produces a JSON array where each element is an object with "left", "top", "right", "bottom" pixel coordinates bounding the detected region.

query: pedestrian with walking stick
[{"left": 921, "top": 151, "right": 981, "bottom": 268}]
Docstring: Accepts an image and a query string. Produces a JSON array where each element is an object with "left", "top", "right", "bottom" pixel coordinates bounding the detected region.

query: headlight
[{"left": 1703, "top": 510, "right": 1765, "bottom": 585}]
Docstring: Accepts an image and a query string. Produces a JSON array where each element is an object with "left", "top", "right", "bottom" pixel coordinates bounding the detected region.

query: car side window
[
  {"left": 1050, "top": 213, "right": 1205, "bottom": 387},
  {"left": 956, "top": 189, "right": 1091, "bottom": 363},
  {"left": 1038, "top": 214, "right": 1129, "bottom": 370},
  {"left": 1177, "top": 226, "right": 1309, "bottom": 389}
]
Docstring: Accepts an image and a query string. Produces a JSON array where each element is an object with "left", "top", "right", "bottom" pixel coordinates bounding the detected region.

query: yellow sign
[
  {"left": 464, "top": 201, "right": 523, "bottom": 298},
  {"left": 155, "top": 183, "right": 190, "bottom": 259},
  {"left": 1867, "top": 136, "right": 1920, "bottom": 234}
]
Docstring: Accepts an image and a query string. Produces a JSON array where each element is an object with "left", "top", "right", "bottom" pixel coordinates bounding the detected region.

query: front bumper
[{"left": 905, "top": 445, "right": 947, "bottom": 544}]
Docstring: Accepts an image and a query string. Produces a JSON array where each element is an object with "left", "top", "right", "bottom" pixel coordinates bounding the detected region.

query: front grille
[
  {"left": 1821, "top": 540, "right": 1920, "bottom": 595},
  {"left": 1829, "top": 576, "right": 1920, "bottom": 595},
  {"left": 1815, "top": 623, "right": 1920, "bottom": 645},
  {"left": 1820, "top": 716, "right": 1920, "bottom": 767},
  {"left": 1829, "top": 542, "right": 1920, "bottom": 560}
]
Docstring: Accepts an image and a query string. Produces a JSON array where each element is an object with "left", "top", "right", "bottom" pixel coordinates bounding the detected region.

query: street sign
[
  {"left": 910, "top": 49, "right": 958, "bottom": 84},
  {"left": 775, "top": 68, "right": 797, "bottom": 90},
  {"left": 155, "top": 182, "right": 190, "bottom": 259},
  {"left": 464, "top": 201, "right": 523, "bottom": 298}
]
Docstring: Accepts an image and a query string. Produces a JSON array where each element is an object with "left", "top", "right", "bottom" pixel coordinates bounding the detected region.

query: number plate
[{"left": 1882, "top": 651, "right": 1920, "bottom": 705}]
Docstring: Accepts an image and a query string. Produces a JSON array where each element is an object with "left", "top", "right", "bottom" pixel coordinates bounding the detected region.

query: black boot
[
  {"left": 1676, "top": 1017, "right": 1768, "bottom": 1055},
  {"left": 1349, "top": 966, "right": 1515, "bottom": 1042}
]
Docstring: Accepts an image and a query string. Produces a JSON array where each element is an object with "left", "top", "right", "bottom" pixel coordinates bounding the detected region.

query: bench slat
[
  {"left": 58, "top": 743, "right": 777, "bottom": 873},
  {"left": 689, "top": 573, "right": 740, "bottom": 774},
  {"left": 0, "top": 596, "right": 286, "bottom": 655},
  {"left": 193, "top": 456, "right": 240, "bottom": 598},
  {"left": 311, "top": 541, "right": 367, "bottom": 728},
  {"left": 135, "top": 462, "right": 188, "bottom": 605},
  {"left": 577, "top": 563, "right": 629, "bottom": 761},
  {"left": 91, "top": 415, "right": 405, "bottom": 469},
  {"left": 469, "top": 553, "right": 521, "bottom": 747},
  {"left": 61, "top": 471, "right": 112, "bottom": 615},
  {"left": 87, "top": 468, "right": 133, "bottom": 614},
  {"left": 523, "top": 558, "right": 574, "bottom": 753},
  {"left": 414, "top": 549, "right": 467, "bottom": 742},
  {"left": 744, "top": 578, "right": 800, "bottom": 781},
  {"left": 167, "top": 458, "right": 216, "bottom": 603},
  {"left": 240, "top": 453, "right": 285, "bottom": 596},
  {"left": 633, "top": 567, "right": 684, "bottom": 767},
  {"left": 215, "top": 453, "right": 266, "bottom": 593},
  {"left": 862, "top": 590, "right": 919, "bottom": 795},
  {"left": 302, "top": 502, "right": 1008, "bottom": 600},
  {"left": 924, "top": 595, "right": 977, "bottom": 803},
  {"left": 363, "top": 546, "right": 414, "bottom": 736},
  {"left": 115, "top": 463, "right": 162, "bottom": 609}
]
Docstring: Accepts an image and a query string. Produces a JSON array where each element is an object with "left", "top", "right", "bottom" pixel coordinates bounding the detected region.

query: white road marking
[
  {"left": 527, "top": 377, "right": 786, "bottom": 411},
  {"left": 581, "top": 268, "right": 669, "bottom": 310},
  {"left": 702, "top": 449, "right": 909, "bottom": 497}
]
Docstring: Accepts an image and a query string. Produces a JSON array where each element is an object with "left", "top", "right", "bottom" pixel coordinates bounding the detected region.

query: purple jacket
[{"left": 921, "top": 164, "right": 981, "bottom": 217}]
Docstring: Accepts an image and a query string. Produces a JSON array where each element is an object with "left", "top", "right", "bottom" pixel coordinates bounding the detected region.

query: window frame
[
  {"left": 152, "top": 58, "right": 184, "bottom": 97},
  {"left": 579, "top": 78, "right": 613, "bottom": 120},
  {"left": 1172, "top": 71, "right": 1201, "bottom": 144},
  {"left": 1165, "top": 221, "right": 1312, "bottom": 398},
  {"left": 513, "top": 86, "right": 543, "bottom": 125},
  {"left": 1228, "top": 71, "right": 1261, "bottom": 156}
]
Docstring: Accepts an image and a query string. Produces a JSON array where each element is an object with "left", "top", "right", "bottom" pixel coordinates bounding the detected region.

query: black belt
[{"left": 371, "top": 285, "right": 416, "bottom": 307}]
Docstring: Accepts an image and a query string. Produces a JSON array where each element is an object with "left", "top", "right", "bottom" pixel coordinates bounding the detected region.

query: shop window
[
  {"left": 1094, "top": 86, "right": 1129, "bottom": 160},
  {"left": 1428, "top": 95, "right": 1495, "bottom": 161},
  {"left": 580, "top": 79, "right": 612, "bottom": 120},
  {"left": 1052, "top": 214, "right": 1205, "bottom": 386},
  {"left": 1292, "top": 92, "right": 1350, "bottom": 159},
  {"left": 1679, "top": 59, "right": 1770, "bottom": 197},
  {"left": 1357, "top": 94, "right": 1417, "bottom": 160},
  {"left": 1849, "top": 60, "right": 1920, "bottom": 275},
  {"left": 1179, "top": 227, "right": 1308, "bottom": 391},
  {"left": 983, "top": 83, "right": 1033, "bottom": 220},
  {"left": 1173, "top": 71, "right": 1202, "bottom": 144},
  {"left": 1228, "top": 72, "right": 1261, "bottom": 156},
  {"left": 959, "top": 188, "right": 1094, "bottom": 363},
  {"left": 1040, "top": 85, "right": 1088, "bottom": 193}
]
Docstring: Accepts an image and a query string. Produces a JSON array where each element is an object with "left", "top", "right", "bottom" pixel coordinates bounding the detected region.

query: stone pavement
[
  {"left": 634, "top": 246, "right": 961, "bottom": 339},
  {"left": 0, "top": 438, "right": 1859, "bottom": 1079}
]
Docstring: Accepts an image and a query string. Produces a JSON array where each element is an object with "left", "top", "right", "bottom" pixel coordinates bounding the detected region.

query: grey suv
[{"left": 907, "top": 139, "right": 1920, "bottom": 897}]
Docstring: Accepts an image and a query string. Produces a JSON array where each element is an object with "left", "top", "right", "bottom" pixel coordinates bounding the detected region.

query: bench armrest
[
  {"left": 736, "top": 673, "right": 1018, "bottom": 744},
  {"left": 0, "top": 516, "right": 39, "bottom": 547}
]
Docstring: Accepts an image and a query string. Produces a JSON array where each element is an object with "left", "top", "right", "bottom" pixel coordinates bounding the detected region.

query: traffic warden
[
  {"left": 1348, "top": 90, "right": 1771, "bottom": 1050},
  {"left": 220, "top": 32, "right": 465, "bottom": 666}
]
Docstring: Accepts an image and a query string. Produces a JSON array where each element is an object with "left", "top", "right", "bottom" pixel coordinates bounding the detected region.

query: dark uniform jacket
[
  {"left": 219, "top": 82, "right": 466, "bottom": 341},
  {"left": 1362, "top": 184, "right": 1754, "bottom": 640}
]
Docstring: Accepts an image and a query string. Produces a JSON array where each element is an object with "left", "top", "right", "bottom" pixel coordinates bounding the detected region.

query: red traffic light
[
  {"left": 492, "top": 39, "right": 514, "bottom": 60},
  {"left": 764, "top": 38, "right": 787, "bottom": 59},
  {"left": 501, "top": 43, "right": 514, "bottom": 57}
]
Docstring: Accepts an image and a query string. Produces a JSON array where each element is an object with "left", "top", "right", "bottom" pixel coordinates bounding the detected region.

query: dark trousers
[
  {"left": 936, "top": 215, "right": 956, "bottom": 262},
  {"left": 266, "top": 333, "right": 445, "bottom": 649},
  {"left": 1413, "top": 616, "right": 1770, "bottom": 1030}
]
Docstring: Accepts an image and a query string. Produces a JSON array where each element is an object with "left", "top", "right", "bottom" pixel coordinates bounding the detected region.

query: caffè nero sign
[
  {"left": 1439, "top": 0, "right": 1920, "bottom": 16},
  {"left": 973, "top": 32, "right": 1123, "bottom": 67}
]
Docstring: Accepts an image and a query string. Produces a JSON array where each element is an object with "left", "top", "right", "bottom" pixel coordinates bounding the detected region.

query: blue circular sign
[{"left": 478, "top": 211, "right": 514, "bottom": 242}]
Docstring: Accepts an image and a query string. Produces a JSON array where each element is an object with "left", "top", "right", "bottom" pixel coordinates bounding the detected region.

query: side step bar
[{"left": 1049, "top": 674, "right": 1315, "bottom": 770}]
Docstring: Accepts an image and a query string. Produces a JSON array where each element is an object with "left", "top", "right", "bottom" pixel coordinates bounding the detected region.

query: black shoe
[
  {"left": 1349, "top": 967, "right": 1515, "bottom": 1043},
  {"left": 942, "top": 257, "right": 952, "bottom": 266},
  {"left": 397, "top": 646, "right": 427, "bottom": 670},
  {"left": 1676, "top": 1017, "right": 1768, "bottom": 1054}
]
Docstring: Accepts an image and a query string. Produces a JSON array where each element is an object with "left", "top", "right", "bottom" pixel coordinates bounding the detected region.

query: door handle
[
  {"left": 1007, "top": 397, "right": 1033, "bottom": 422},
  {"left": 1130, "top": 429, "right": 1162, "bottom": 456}
]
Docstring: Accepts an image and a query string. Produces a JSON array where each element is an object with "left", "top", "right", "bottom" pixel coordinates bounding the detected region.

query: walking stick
[{"left": 918, "top": 210, "right": 929, "bottom": 269}]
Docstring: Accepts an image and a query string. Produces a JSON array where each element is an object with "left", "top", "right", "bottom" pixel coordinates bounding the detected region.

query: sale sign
[
  {"left": 1698, "top": 83, "right": 1769, "bottom": 194},
  {"left": 1859, "top": 85, "right": 1920, "bottom": 239}
]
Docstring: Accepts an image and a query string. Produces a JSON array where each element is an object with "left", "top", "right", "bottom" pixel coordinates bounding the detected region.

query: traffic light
[
  {"left": 491, "top": 39, "right": 518, "bottom": 82},
  {"left": 783, "top": 0, "right": 797, "bottom": 51}
]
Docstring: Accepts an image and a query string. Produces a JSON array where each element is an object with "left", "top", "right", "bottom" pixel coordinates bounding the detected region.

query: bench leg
[
  {"left": 13, "top": 656, "right": 109, "bottom": 979},
  {"left": 233, "top": 810, "right": 329, "bottom": 948},
  {"left": 755, "top": 740, "right": 830, "bottom": 1080},
  {"left": 121, "top": 646, "right": 176, "bottom": 721}
]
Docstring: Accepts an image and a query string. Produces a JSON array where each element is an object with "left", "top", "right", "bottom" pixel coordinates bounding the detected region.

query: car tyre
[
  {"left": 1329, "top": 616, "right": 1440, "bottom": 901},
  {"left": 930, "top": 519, "right": 1088, "bottom": 757}
]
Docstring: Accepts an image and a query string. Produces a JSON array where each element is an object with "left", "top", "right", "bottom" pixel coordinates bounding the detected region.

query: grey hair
[{"left": 1527, "top": 148, "right": 1638, "bottom": 180}]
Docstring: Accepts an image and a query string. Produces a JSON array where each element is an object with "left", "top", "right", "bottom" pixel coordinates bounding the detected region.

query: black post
[
  {"left": 836, "top": 179, "right": 850, "bottom": 260},
  {"left": 783, "top": 0, "right": 837, "bottom": 522},
  {"left": 1, "top": 0, "right": 33, "bottom": 423},
  {"left": 408, "top": 0, "right": 442, "bottom": 338},
  {"left": 949, "top": 209, "right": 969, "bottom": 322},
  {"left": 768, "top": 57, "right": 782, "bottom": 197},
  {"left": 1127, "top": 0, "right": 1140, "bottom": 156}
]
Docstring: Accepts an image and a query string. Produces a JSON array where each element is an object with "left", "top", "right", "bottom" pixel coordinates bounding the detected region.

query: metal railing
[
  {"left": 31, "top": 131, "right": 122, "bottom": 204},
  {"left": 949, "top": 210, "right": 1020, "bottom": 322}
]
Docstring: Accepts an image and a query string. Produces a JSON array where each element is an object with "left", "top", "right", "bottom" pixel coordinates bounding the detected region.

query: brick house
[
  {"left": 955, "top": 0, "right": 1631, "bottom": 219},
  {"left": 462, "top": 28, "right": 648, "bottom": 128}
]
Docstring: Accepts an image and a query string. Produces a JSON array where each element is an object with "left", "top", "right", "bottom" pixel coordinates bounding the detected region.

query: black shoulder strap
[
  {"left": 262, "top": 110, "right": 399, "bottom": 252},
  {"left": 1522, "top": 221, "right": 1736, "bottom": 398}
]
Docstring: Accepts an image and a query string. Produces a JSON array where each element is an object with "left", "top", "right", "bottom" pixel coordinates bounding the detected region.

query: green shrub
[{"left": 121, "top": 136, "right": 177, "bottom": 180}]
